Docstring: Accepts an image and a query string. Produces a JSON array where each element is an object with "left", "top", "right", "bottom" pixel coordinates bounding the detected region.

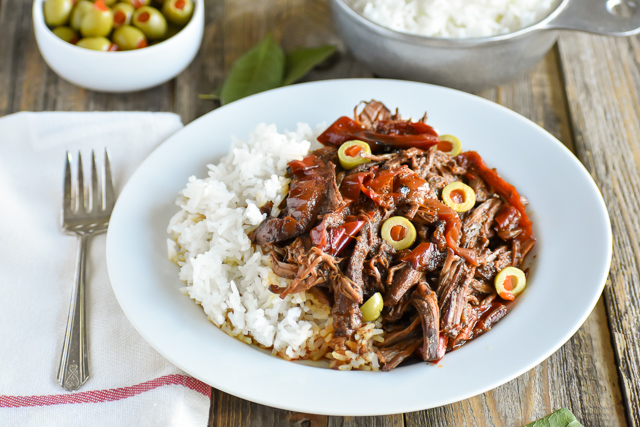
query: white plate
[{"left": 106, "top": 79, "right": 612, "bottom": 415}]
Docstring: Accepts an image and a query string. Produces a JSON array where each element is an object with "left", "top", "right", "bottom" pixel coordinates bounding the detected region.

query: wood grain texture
[
  {"left": 0, "top": 0, "right": 633, "bottom": 425},
  {"left": 558, "top": 31, "right": 640, "bottom": 427}
]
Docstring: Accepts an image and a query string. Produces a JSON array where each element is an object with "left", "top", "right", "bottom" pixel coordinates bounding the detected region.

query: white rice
[
  {"left": 167, "top": 123, "right": 324, "bottom": 359},
  {"left": 352, "top": 0, "right": 560, "bottom": 38}
]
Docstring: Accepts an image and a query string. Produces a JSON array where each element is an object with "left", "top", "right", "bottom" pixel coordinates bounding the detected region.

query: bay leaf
[
  {"left": 282, "top": 45, "right": 336, "bottom": 86},
  {"left": 525, "top": 408, "right": 584, "bottom": 427},
  {"left": 220, "top": 35, "right": 285, "bottom": 105}
]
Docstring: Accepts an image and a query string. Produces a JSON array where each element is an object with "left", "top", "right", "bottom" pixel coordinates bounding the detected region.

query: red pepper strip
[
  {"left": 401, "top": 242, "right": 437, "bottom": 270},
  {"left": 310, "top": 219, "right": 366, "bottom": 256},
  {"left": 289, "top": 155, "right": 321, "bottom": 178},
  {"left": 422, "top": 199, "right": 477, "bottom": 266},
  {"left": 361, "top": 169, "right": 398, "bottom": 208},
  {"left": 339, "top": 172, "right": 370, "bottom": 202},
  {"left": 332, "top": 220, "right": 365, "bottom": 256},
  {"left": 317, "top": 116, "right": 440, "bottom": 152},
  {"left": 457, "top": 151, "right": 535, "bottom": 248}
]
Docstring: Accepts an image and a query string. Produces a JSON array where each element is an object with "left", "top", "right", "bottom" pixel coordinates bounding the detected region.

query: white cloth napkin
[{"left": 0, "top": 112, "right": 210, "bottom": 426}]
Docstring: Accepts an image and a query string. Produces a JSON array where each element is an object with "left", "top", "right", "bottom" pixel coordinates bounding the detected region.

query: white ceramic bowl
[{"left": 32, "top": 0, "right": 204, "bottom": 92}]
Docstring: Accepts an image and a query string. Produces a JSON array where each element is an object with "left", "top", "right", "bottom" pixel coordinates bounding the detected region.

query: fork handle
[{"left": 57, "top": 234, "right": 90, "bottom": 391}]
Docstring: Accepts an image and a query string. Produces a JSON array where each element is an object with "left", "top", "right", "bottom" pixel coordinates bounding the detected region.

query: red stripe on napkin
[{"left": 0, "top": 374, "right": 211, "bottom": 408}]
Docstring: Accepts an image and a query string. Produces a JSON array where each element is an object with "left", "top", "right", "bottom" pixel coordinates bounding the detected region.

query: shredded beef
[{"left": 251, "top": 100, "right": 535, "bottom": 370}]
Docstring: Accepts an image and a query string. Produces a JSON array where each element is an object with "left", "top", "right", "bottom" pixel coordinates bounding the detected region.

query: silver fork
[{"left": 58, "top": 150, "right": 115, "bottom": 391}]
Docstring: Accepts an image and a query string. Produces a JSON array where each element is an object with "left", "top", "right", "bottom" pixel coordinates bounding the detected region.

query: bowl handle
[{"left": 542, "top": 0, "right": 640, "bottom": 36}]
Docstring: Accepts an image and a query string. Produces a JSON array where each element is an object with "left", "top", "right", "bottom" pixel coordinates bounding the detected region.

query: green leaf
[
  {"left": 525, "top": 409, "right": 584, "bottom": 427},
  {"left": 220, "top": 35, "right": 285, "bottom": 105},
  {"left": 282, "top": 45, "right": 336, "bottom": 86}
]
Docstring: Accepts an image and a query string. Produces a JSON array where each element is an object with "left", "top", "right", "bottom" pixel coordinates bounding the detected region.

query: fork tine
[
  {"left": 91, "top": 150, "right": 99, "bottom": 212},
  {"left": 64, "top": 151, "right": 74, "bottom": 214},
  {"left": 103, "top": 149, "right": 115, "bottom": 211},
  {"left": 77, "top": 151, "right": 85, "bottom": 213}
]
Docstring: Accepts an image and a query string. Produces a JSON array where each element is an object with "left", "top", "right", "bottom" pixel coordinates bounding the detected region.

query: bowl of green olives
[{"left": 33, "top": 0, "right": 203, "bottom": 92}]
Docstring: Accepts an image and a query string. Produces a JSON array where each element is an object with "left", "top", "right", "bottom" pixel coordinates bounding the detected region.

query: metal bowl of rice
[{"left": 331, "top": 0, "right": 640, "bottom": 91}]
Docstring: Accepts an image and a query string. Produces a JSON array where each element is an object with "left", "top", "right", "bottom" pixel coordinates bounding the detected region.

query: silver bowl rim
[{"left": 332, "top": 0, "right": 568, "bottom": 46}]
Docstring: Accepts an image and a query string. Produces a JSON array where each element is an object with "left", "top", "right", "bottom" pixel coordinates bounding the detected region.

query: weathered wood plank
[{"left": 558, "top": 31, "right": 640, "bottom": 427}]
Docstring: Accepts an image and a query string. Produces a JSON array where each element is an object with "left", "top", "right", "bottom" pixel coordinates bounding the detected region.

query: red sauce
[
  {"left": 390, "top": 225, "right": 406, "bottom": 241},
  {"left": 339, "top": 166, "right": 428, "bottom": 210},
  {"left": 317, "top": 116, "right": 440, "bottom": 152},
  {"left": 458, "top": 151, "right": 535, "bottom": 250},
  {"left": 401, "top": 242, "right": 436, "bottom": 270},
  {"left": 421, "top": 199, "right": 477, "bottom": 265}
]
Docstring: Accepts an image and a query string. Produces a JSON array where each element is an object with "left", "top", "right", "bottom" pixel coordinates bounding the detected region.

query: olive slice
[
  {"left": 381, "top": 216, "right": 416, "bottom": 250},
  {"left": 337, "top": 140, "right": 371, "bottom": 170},
  {"left": 438, "top": 134, "right": 462, "bottom": 156},
  {"left": 361, "top": 292, "right": 383, "bottom": 322},
  {"left": 495, "top": 266, "right": 527, "bottom": 301},
  {"left": 442, "top": 182, "right": 476, "bottom": 213}
]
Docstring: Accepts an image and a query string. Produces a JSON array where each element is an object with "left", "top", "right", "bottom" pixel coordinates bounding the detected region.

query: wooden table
[{"left": 3, "top": 0, "right": 639, "bottom": 425}]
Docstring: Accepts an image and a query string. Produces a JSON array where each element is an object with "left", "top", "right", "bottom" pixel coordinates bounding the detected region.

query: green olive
[
  {"left": 380, "top": 216, "right": 416, "bottom": 250},
  {"left": 80, "top": 0, "right": 114, "bottom": 37},
  {"left": 112, "top": 25, "right": 147, "bottom": 49},
  {"left": 162, "top": 0, "right": 193, "bottom": 26},
  {"left": 495, "top": 266, "right": 526, "bottom": 301},
  {"left": 438, "top": 134, "right": 462, "bottom": 156},
  {"left": 124, "top": 0, "right": 151, "bottom": 9},
  {"left": 361, "top": 292, "right": 383, "bottom": 322},
  {"left": 101, "top": 0, "right": 118, "bottom": 6},
  {"left": 442, "top": 182, "right": 476, "bottom": 213},
  {"left": 112, "top": 2, "right": 134, "bottom": 27},
  {"left": 76, "top": 36, "right": 114, "bottom": 51},
  {"left": 52, "top": 26, "right": 79, "bottom": 44},
  {"left": 70, "top": 0, "right": 93, "bottom": 31},
  {"left": 337, "top": 140, "right": 371, "bottom": 170},
  {"left": 44, "top": 0, "right": 74, "bottom": 26},
  {"left": 132, "top": 6, "right": 167, "bottom": 40}
]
